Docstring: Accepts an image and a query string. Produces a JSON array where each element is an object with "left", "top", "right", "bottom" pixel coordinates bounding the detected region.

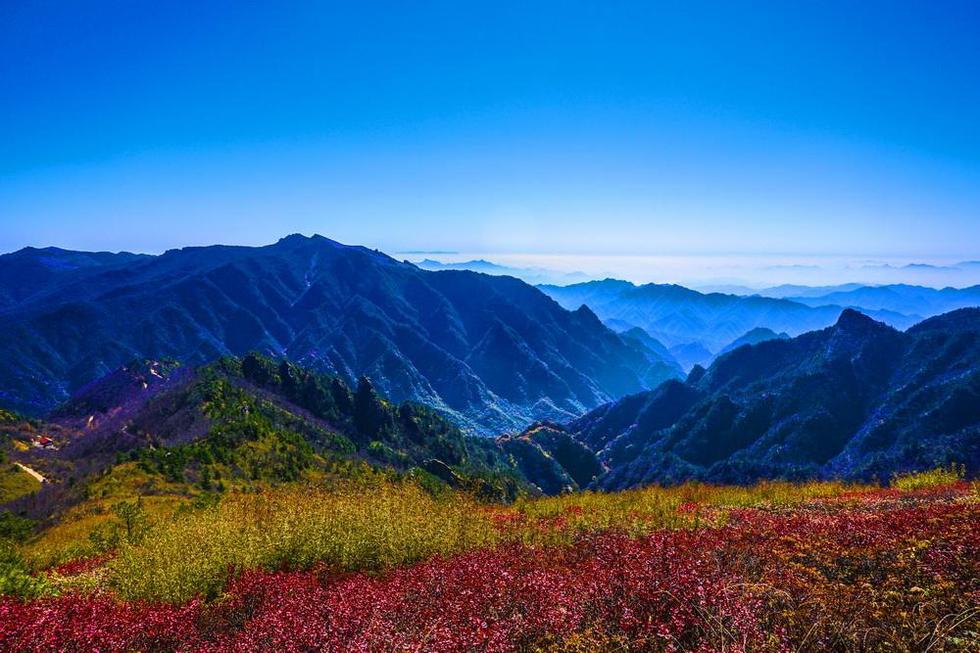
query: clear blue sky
[{"left": 2, "top": 1, "right": 979, "bottom": 259}]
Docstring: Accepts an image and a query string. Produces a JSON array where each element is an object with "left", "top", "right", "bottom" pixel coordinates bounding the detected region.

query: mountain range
[
  {"left": 1, "top": 235, "right": 978, "bottom": 494},
  {"left": 537, "top": 308, "right": 980, "bottom": 488},
  {"left": 537, "top": 279, "right": 962, "bottom": 364},
  {"left": 783, "top": 284, "right": 980, "bottom": 318},
  {"left": 17, "top": 305, "right": 977, "bottom": 503},
  {"left": 2, "top": 304, "right": 977, "bottom": 499},
  {"left": 412, "top": 258, "right": 590, "bottom": 286},
  {"left": 0, "top": 236, "right": 679, "bottom": 435}
]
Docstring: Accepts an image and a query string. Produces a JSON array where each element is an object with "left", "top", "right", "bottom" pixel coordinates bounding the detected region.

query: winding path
[{"left": 14, "top": 462, "right": 46, "bottom": 484}]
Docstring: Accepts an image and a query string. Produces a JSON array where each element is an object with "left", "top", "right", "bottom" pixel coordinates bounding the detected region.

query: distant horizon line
[
  {"left": 1, "top": 234, "right": 975, "bottom": 265},
  {"left": 4, "top": 234, "right": 979, "bottom": 291}
]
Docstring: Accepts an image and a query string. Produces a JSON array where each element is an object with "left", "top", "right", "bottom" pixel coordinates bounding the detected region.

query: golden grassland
[
  {"left": 109, "top": 482, "right": 496, "bottom": 601},
  {"left": 21, "top": 463, "right": 197, "bottom": 569},
  {"left": 892, "top": 463, "right": 966, "bottom": 491},
  {"left": 20, "top": 455, "right": 400, "bottom": 568},
  {"left": 0, "top": 464, "right": 41, "bottom": 504}
]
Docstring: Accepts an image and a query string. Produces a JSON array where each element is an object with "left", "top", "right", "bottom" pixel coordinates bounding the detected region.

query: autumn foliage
[{"left": 1, "top": 479, "right": 978, "bottom": 651}]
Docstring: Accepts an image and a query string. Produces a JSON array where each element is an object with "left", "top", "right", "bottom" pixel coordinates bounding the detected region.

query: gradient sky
[{"left": 2, "top": 1, "right": 979, "bottom": 261}]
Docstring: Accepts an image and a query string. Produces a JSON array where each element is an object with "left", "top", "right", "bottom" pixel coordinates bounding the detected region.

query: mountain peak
[
  {"left": 275, "top": 233, "right": 329, "bottom": 246},
  {"left": 686, "top": 364, "right": 706, "bottom": 384},
  {"left": 834, "top": 308, "right": 884, "bottom": 332},
  {"left": 0, "top": 235, "right": 665, "bottom": 433},
  {"left": 573, "top": 303, "right": 601, "bottom": 324}
]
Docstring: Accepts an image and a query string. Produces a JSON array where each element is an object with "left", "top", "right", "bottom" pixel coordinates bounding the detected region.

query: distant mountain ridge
[
  {"left": 538, "top": 279, "right": 924, "bottom": 353},
  {"left": 554, "top": 308, "right": 980, "bottom": 488},
  {"left": 784, "top": 284, "right": 980, "bottom": 318},
  {"left": 716, "top": 327, "right": 790, "bottom": 357},
  {"left": 412, "top": 258, "right": 590, "bottom": 285},
  {"left": 697, "top": 281, "right": 980, "bottom": 315},
  {"left": 0, "top": 235, "right": 679, "bottom": 435},
  {"left": 0, "top": 246, "right": 150, "bottom": 310}
]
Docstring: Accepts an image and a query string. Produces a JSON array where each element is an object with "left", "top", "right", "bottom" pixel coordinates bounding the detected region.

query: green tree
[
  {"left": 354, "top": 376, "right": 384, "bottom": 440},
  {"left": 242, "top": 352, "right": 280, "bottom": 387},
  {"left": 331, "top": 377, "right": 354, "bottom": 415}
]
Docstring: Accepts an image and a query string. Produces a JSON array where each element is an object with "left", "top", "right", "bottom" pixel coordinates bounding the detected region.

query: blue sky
[{"left": 2, "top": 1, "right": 979, "bottom": 262}]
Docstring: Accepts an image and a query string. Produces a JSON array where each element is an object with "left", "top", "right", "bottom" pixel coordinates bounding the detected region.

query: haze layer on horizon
[
  {"left": 403, "top": 251, "right": 980, "bottom": 289},
  {"left": 3, "top": 2, "right": 979, "bottom": 267}
]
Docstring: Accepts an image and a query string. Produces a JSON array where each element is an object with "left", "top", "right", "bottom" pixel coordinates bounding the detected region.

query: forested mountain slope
[
  {"left": 0, "top": 236, "right": 678, "bottom": 434},
  {"left": 562, "top": 309, "right": 980, "bottom": 488}
]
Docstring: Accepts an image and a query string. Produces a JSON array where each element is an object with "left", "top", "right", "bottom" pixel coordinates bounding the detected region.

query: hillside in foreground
[
  {"left": 2, "top": 350, "right": 632, "bottom": 569},
  {"left": 0, "top": 469, "right": 977, "bottom": 652}
]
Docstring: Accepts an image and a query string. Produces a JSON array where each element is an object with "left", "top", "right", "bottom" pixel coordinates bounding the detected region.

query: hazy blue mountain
[
  {"left": 0, "top": 235, "right": 677, "bottom": 435},
  {"left": 560, "top": 309, "right": 980, "bottom": 488},
  {"left": 667, "top": 342, "right": 714, "bottom": 372},
  {"left": 412, "top": 258, "right": 590, "bottom": 286},
  {"left": 610, "top": 321, "right": 773, "bottom": 373},
  {"left": 689, "top": 284, "right": 759, "bottom": 296},
  {"left": 717, "top": 327, "right": 790, "bottom": 357},
  {"left": 656, "top": 328, "right": 789, "bottom": 372},
  {"left": 413, "top": 259, "right": 514, "bottom": 274},
  {"left": 786, "top": 284, "right": 980, "bottom": 318},
  {"left": 538, "top": 279, "right": 915, "bottom": 352},
  {"left": 754, "top": 283, "right": 866, "bottom": 298},
  {"left": 618, "top": 327, "right": 677, "bottom": 364},
  {"left": 694, "top": 283, "right": 865, "bottom": 298},
  {"left": 699, "top": 282, "right": 980, "bottom": 328},
  {"left": 601, "top": 318, "right": 640, "bottom": 333}
]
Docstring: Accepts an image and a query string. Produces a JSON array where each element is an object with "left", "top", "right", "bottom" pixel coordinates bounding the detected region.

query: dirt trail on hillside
[{"left": 14, "top": 462, "right": 46, "bottom": 484}]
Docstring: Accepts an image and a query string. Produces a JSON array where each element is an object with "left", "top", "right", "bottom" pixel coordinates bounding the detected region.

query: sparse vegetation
[
  {"left": 892, "top": 463, "right": 965, "bottom": 491},
  {"left": 0, "top": 464, "right": 41, "bottom": 504}
]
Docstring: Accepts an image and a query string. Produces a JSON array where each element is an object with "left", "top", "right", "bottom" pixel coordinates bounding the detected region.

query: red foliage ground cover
[
  {"left": 2, "top": 492, "right": 978, "bottom": 652},
  {"left": 49, "top": 553, "right": 115, "bottom": 578}
]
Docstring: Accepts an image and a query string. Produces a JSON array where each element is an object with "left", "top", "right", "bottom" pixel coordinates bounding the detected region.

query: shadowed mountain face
[
  {"left": 0, "top": 235, "right": 678, "bottom": 435},
  {"left": 539, "top": 279, "right": 919, "bottom": 352},
  {"left": 561, "top": 308, "right": 980, "bottom": 488},
  {"left": 0, "top": 246, "right": 150, "bottom": 310}
]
